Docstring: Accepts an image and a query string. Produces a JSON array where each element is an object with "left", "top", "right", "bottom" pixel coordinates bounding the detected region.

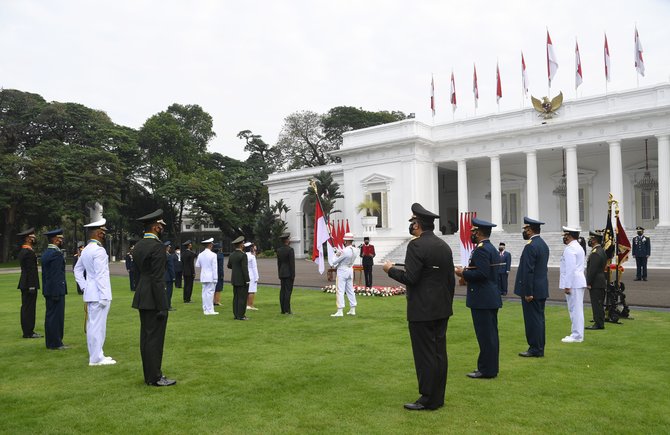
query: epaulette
[
  {"left": 477, "top": 242, "right": 483, "bottom": 248},
  {"left": 526, "top": 239, "right": 532, "bottom": 245}
]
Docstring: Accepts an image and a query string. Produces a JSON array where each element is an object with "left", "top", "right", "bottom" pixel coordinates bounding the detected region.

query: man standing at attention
[
  {"left": 559, "top": 227, "right": 587, "bottom": 343},
  {"left": 359, "top": 236, "right": 376, "bottom": 288},
  {"left": 276, "top": 233, "right": 295, "bottom": 315},
  {"left": 74, "top": 218, "right": 115, "bottom": 366},
  {"left": 585, "top": 230, "right": 607, "bottom": 330},
  {"left": 164, "top": 242, "right": 175, "bottom": 311},
  {"left": 213, "top": 243, "right": 225, "bottom": 307},
  {"left": 132, "top": 209, "right": 176, "bottom": 386},
  {"left": 16, "top": 228, "right": 41, "bottom": 339},
  {"left": 228, "top": 236, "right": 250, "bottom": 320},
  {"left": 497, "top": 242, "right": 512, "bottom": 296},
  {"left": 455, "top": 218, "right": 502, "bottom": 379},
  {"left": 173, "top": 246, "right": 183, "bottom": 289},
  {"left": 383, "top": 203, "right": 455, "bottom": 411},
  {"left": 41, "top": 228, "right": 68, "bottom": 350},
  {"left": 125, "top": 242, "right": 136, "bottom": 291},
  {"left": 515, "top": 217, "right": 550, "bottom": 358},
  {"left": 632, "top": 226, "right": 651, "bottom": 281},
  {"left": 181, "top": 240, "right": 196, "bottom": 303},
  {"left": 196, "top": 237, "right": 218, "bottom": 315},
  {"left": 330, "top": 232, "right": 358, "bottom": 317}
]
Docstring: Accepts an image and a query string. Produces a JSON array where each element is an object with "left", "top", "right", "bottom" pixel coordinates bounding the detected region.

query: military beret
[
  {"left": 409, "top": 203, "right": 439, "bottom": 222},
  {"left": 136, "top": 209, "right": 166, "bottom": 225},
  {"left": 523, "top": 217, "right": 545, "bottom": 226},
  {"left": 17, "top": 227, "right": 35, "bottom": 237},
  {"left": 472, "top": 217, "right": 497, "bottom": 229},
  {"left": 232, "top": 235, "right": 245, "bottom": 245},
  {"left": 44, "top": 228, "right": 64, "bottom": 237},
  {"left": 84, "top": 218, "right": 108, "bottom": 231}
]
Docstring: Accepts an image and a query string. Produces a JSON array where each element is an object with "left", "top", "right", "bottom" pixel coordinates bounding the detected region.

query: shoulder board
[
  {"left": 591, "top": 248, "right": 597, "bottom": 253},
  {"left": 526, "top": 240, "right": 532, "bottom": 245},
  {"left": 477, "top": 242, "right": 483, "bottom": 248}
]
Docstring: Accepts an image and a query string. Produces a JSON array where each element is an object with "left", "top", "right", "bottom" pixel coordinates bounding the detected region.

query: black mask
[
  {"left": 408, "top": 223, "right": 415, "bottom": 236},
  {"left": 522, "top": 230, "right": 530, "bottom": 240},
  {"left": 562, "top": 236, "right": 569, "bottom": 245},
  {"left": 637, "top": 231, "right": 643, "bottom": 236},
  {"left": 499, "top": 247, "right": 504, "bottom": 252},
  {"left": 470, "top": 233, "right": 478, "bottom": 244}
]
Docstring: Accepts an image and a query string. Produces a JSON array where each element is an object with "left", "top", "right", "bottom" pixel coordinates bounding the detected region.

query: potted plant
[{"left": 357, "top": 199, "right": 381, "bottom": 229}]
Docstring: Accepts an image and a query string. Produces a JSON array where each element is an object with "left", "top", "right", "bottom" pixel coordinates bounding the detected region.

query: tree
[
  {"left": 322, "top": 106, "right": 408, "bottom": 148},
  {"left": 253, "top": 202, "right": 288, "bottom": 252},
  {"left": 303, "top": 170, "right": 343, "bottom": 221},
  {"left": 276, "top": 111, "right": 339, "bottom": 170},
  {"left": 237, "top": 130, "right": 284, "bottom": 174}
]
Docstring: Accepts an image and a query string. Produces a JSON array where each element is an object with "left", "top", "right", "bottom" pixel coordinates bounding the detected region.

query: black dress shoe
[
  {"left": 151, "top": 376, "right": 177, "bottom": 387},
  {"left": 24, "top": 333, "right": 42, "bottom": 339},
  {"left": 467, "top": 371, "right": 496, "bottom": 379},
  {"left": 518, "top": 351, "right": 543, "bottom": 358},
  {"left": 643, "top": 278, "right": 647, "bottom": 281},
  {"left": 585, "top": 325, "right": 604, "bottom": 330},
  {"left": 404, "top": 402, "right": 428, "bottom": 411},
  {"left": 633, "top": 278, "right": 641, "bottom": 281}
]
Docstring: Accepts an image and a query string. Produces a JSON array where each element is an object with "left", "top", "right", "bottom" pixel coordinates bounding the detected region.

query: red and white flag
[
  {"left": 521, "top": 51, "right": 529, "bottom": 97},
  {"left": 496, "top": 62, "right": 502, "bottom": 103},
  {"left": 450, "top": 71, "right": 457, "bottom": 112},
  {"left": 546, "top": 30, "right": 559, "bottom": 87},
  {"left": 635, "top": 26, "right": 645, "bottom": 77},
  {"left": 312, "top": 201, "right": 331, "bottom": 274},
  {"left": 473, "top": 64, "right": 479, "bottom": 109},
  {"left": 604, "top": 33, "right": 611, "bottom": 82},
  {"left": 430, "top": 74, "right": 435, "bottom": 116},
  {"left": 575, "top": 40, "right": 583, "bottom": 90},
  {"left": 458, "top": 212, "right": 477, "bottom": 267}
]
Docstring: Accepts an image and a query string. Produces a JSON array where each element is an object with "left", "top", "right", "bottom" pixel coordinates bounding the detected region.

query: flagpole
[{"left": 309, "top": 179, "right": 333, "bottom": 242}]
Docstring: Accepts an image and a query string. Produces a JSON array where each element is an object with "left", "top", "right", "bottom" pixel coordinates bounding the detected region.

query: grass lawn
[{"left": 1, "top": 272, "right": 669, "bottom": 434}]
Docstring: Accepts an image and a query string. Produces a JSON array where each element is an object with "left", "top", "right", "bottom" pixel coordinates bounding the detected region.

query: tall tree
[
  {"left": 303, "top": 170, "right": 343, "bottom": 221},
  {"left": 322, "top": 106, "right": 408, "bottom": 148},
  {"left": 276, "top": 111, "right": 339, "bottom": 170}
]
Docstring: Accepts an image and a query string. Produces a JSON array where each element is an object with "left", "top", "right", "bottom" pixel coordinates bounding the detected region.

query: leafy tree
[
  {"left": 322, "top": 106, "right": 407, "bottom": 148},
  {"left": 276, "top": 111, "right": 339, "bottom": 169},
  {"left": 237, "top": 130, "right": 284, "bottom": 174},
  {"left": 303, "top": 170, "right": 343, "bottom": 221},
  {"left": 253, "top": 202, "right": 288, "bottom": 252}
]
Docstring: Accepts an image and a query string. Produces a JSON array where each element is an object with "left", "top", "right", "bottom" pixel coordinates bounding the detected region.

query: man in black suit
[
  {"left": 276, "top": 233, "right": 295, "bottom": 314},
  {"left": 41, "top": 228, "right": 68, "bottom": 350},
  {"left": 125, "top": 243, "right": 136, "bottom": 291},
  {"left": 173, "top": 246, "right": 183, "bottom": 288},
  {"left": 455, "top": 218, "right": 502, "bottom": 379},
  {"left": 383, "top": 203, "right": 455, "bottom": 411},
  {"left": 131, "top": 209, "right": 176, "bottom": 387},
  {"left": 164, "top": 242, "right": 175, "bottom": 311},
  {"left": 514, "top": 217, "right": 550, "bottom": 358},
  {"left": 17, "top": 227, "right": 42, "bottom": 339},
  {"left": 227, "top": 235, "right": 250, "bottom": 320},
  {"left": 181, "top": 240, "right": 196, "bottom": 303},
  {"left": 497, "top": 242, "right": 512, "bottom": 296},
  {"left": 585, "top": 230, "right": 607, "bottom": 330}
]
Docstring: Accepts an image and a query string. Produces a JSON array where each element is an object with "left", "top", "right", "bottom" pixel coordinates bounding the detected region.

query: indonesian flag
[
  {"left": 496, "top": 62, "right": 502, "bottom": 103},
  {"left": 458, "top": 211, "right": 477, "bottom": 267},
  {"left": 635, "top": 26, "right": 645, "bottom": 77},
  {"left": 338, "top": 219, "right": 345, "bottom": 248},
  {"left": 604, "top": 33, "right": 611, "bottom": 82},
  {"left": 450, "top": 71, "right": 457, "bottom": 111},
  {"left": 312, "top": 201, "right": 330, "bottom": 274},
  {"left": 575, "top": 40, "right": 583, "bottom": 89},
  {"left": 521, "top": 51, "right": 529, "bottom": 97},
  {"left": 546, "top": 30, "right": 559, "bottom": 87},
  {"left": 345, "top": 219, "right": 350, "bottom": 233},
  {"left": 473, "top": 64, "right": 479, "bottom": 109},
  {"left": 430, "top": 75, "right": 435, "bottom": 116},
  {"left": 616, "top": 214, "right": 631, "bottom": 264}
]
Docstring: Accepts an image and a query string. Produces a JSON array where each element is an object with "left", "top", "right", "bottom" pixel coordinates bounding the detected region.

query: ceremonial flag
[
  {"left": 345, "top": 219, "right": 350, "bottom": 234},
  {"left": 312, "top": 201, "right": 330, "bottom": 274},
  {"left": 575, "top": 40, "right": 583, "bottom": 90},
  {"left": 458, "top": 211, "right": 477, "bottom": 267},
  {"left": 338, "top": 219, "right": 345, "bottom": 248},
  {"left": 603, "top": 206, "right": 615, "bottom": 260},
  {"left": 473, "top": 64, "right": 479, "bottom": 109},
  {"left": 604, "top": 33, "right": 611, "bottom": 82},
  {"left": 616, "top": 215, "right": 631, "bottom": 264},
  {"left": 496, "top": 62, "right": 502, "bottom": 103},
  {"left": 634, "top": 26, "right": 645, "bottom": 77},
  {"left": 450, "top": 71, "right": 457, "bottom": 112},
  {"left": 521, "top": 51, "right": 529, "bottom": 97},
  {"left": 546, "top": 30, "right": 559, "bottom": 87},
  {"left": 430, "top": 74, "right": 435, "bottom": 116}
]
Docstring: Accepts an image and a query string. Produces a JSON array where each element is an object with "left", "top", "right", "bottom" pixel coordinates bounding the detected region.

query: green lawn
[{"left": 1, "top": 272, "right": 668, "bottom": 434}]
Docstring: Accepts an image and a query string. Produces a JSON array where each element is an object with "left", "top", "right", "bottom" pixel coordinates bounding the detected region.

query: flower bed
[{"left": 321, "top": 284, "right": 406, "bottom": 297}]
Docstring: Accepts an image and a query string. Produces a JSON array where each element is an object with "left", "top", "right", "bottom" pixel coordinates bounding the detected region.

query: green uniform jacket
[
  {"left": 227, "top": 250, "right": 249, "bottom": 286},
  {"left": 585, "top": 245, "right": 607, "bottom": 289},
  {"left": 132, "top": 237, "right": 168, "bottom": 311}
]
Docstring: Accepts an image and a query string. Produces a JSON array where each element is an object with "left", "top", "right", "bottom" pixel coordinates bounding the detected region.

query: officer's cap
[
  {"left": 636, "top": 226, "right": 644, "bottom": 231},
  {"left": 84, "top": 218, "right": 108, "bottom": 231},
  {"left": 523, "top": 217, "right": 545, "bottom": 226},
  {"left": 182, "top": 240, "right": 192, "bottom": 246},
  {"left": 136, "top": 209, "right": 166, "bottom": 226},
  {"left": 202, "top": 237, "right": 214, "bottom": 244},
  {"left": 279, "top": 233, "right": 290, "bottom": 239},
  {"left": 471, "top": 217, "right": 497, "bottom": 229},
  {"left": 163, "top": 240, "right": 172, "bottom": 246},
  {"left": 44, "top": 228, "right": 64, "bottom": 238},
  {"left": 17, "top": 227, "right": 35, "bottom": 237},
  {"left": 232, "top": 235, "right": 245, "bottom": 245},
  {"left": 408, "top": 203, "right": 439, "bottom": 222},
  {"left": 343, "top": 232, "right": 355, "bottom": 241},
  {"left": 589, "top": 230, "right": 604, "bottom": 240}
]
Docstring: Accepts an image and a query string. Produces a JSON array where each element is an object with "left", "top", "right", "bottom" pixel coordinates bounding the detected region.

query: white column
[
  {"left": 526, "top": 151, "right": 539, "bottom": 219},
  {"left": 565, "top": 146, "right": 580, "bottom": 230},
  {"left": 457, "top": 159, "right": 469, "bottom": 215},
  {"left": 609, "top": 140, "right": 625, "bottom": 226},
  {"left": 657, "top": 135, "right": 670, "bottom": 228},
  {"left": 295, "top": 211, "right": 305, "bottom": 259},
  {"left": 490, "top": 155, "right": 503, "bottom": 231}
]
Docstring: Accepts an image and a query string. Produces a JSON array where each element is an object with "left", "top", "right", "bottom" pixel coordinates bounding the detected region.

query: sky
[{"left": 2, "top": 0, "right": 669, "bottom": 161}]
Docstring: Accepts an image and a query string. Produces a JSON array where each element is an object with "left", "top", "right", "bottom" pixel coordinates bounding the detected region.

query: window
[
  {"left": 369, "top": 192, "right": 387, "bottom": 228},
  {"left": 186, "top": 225, "right": 191, "bottom": 230}
]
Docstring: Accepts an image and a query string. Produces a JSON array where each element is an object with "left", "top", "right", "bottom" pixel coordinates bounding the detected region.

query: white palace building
[{"left": 265, "top": 83, "right": 670, "bottom": 267}]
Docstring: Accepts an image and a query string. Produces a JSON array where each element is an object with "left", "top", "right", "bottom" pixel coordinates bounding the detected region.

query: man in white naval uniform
[
  {"left": 559, "top": 227, "right": 587, "bottom": 343},
  {"left": 196, "top": 238, "right": 218, "bottom": 315},
  {"left": 330, "top": 232, "right": 358, "bottom": 317},
  {"left": 74, "top": 218, "right": 116, "bottom": 366}
]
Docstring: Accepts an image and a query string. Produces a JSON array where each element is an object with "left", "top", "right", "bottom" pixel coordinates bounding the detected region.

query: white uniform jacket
[
  {"left": 195, "top": 248, "right": 218, "bottom": 283},
  {"left": 331, "top": 246, "right": 356, "bottom": 274},
  {"left": 559, "top": 240, "right": 587, "bottom": 289},
  {"left": 246, "top": 253, "right": 259, "bottom": 283},
  {"left": 74, "top": 241, "right": 112, "bottom": 303}
]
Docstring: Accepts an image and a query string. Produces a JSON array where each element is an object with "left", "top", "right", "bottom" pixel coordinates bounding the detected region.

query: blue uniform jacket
[
  {"left": 498, "top": 251, "right": 511, "bottom": 274},
  {"left": 41, "top": 247, "right": 67, "bottom": 297},
  {"left": 632, "top": 235, "right": 651, "bottom": 257},
  {"left": 164, "top": 252, "right": 175, "bottom": 282},
  {"left": 462, "top": 239, "right": 502, "bottom": 309},
  {"left": 513, "top": 235, "right": 550, "bottom": 299}
]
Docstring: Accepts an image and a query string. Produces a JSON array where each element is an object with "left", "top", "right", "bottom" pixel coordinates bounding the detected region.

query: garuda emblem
[{"left": 531, "top": 92, "right": 563, "bottom": 119}]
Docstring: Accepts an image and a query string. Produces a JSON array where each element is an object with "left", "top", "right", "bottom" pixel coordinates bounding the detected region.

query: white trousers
[
  {"left": 336, "top": 268, "right": 357, "bottom": 309},
  {"left": 565, "top": 287, "right": 585, "bottom": 340},
  {"left": 86, "top": 301, "right": 111, "bottom": 364},
  {"left": 248, "top": 280, "right": 257, "bottom": 294},
  {"left": 202, "top": 282, "right": 216, "bottom": 314}
]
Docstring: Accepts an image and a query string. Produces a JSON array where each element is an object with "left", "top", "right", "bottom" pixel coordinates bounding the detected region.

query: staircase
[{"left": 383, "top": 228, "right": 670, "bottom": 268}]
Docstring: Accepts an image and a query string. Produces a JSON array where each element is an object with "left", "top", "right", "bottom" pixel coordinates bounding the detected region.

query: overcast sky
[{"left": 2, "top": 0, "right": 668, "bottom": 161}]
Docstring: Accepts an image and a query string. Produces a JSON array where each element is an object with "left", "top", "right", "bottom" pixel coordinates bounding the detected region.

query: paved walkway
[{"left": 4, "top": 258, "right": 667, "bottom": 308}]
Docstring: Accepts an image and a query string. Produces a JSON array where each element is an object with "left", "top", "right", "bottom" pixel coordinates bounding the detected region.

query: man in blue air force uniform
[
  {"left": 41, "top": 228, "right": 68, "bottom": 350},
  {"left": 632, "top": 226, "right": 651, "bottom": 281},
  {"left": 497, "top": 242, "right": 512, "bottom": 296}
]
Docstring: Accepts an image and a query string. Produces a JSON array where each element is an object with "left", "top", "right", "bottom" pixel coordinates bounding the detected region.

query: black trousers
[
  {"left": 139, "top": 309, "right": 168, "bottom": 384},
  {"left": 363, "top": 262, "right": 373, "bottom": 288},
  {"left": 20, "top": 288, "right": 38, "bottom": 337},
  {"left": 408, "top": 318, "right": 449, "bottom": 409},
  {"left": 521, "top": 298, "right": 546, "bottom": 356},
  {"left": 44, "top": 295, "right": 65, "bottom": 348},
  {"left": 175, "top": 271, "right": 183, "bottom": 288},
  {"left": 635, "top": 257, "right": 648, "bottom": 279},
  {"left": 470, "top": 308, "right": 499, "bottom": 376},
  {"left": 279, "top": 278, "right": 294, "bottom": 313},
  {"left": 497, "top": 273, "right": 508, "bottom": 295},
  {"left": 183, "top": 275, "right": 194, "bottom": 302},
  {"left": 165, "top": 281, "right": 174, "bottom": 309},
  {"left": 589, "top": 286, "right": 606, "bottom": 328},
  {"left": 128, "top": 271, "right": 136, "bottom": 291},
  {"left": 232, "top": 285, "right": 249, "bottom": 319}
]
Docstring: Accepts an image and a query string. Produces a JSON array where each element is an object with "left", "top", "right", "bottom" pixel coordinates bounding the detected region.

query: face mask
[
  {"left": 499, "top": 247, "right": 504, "bottom": 252},
  {"left": 470, "top": 233, "right": 477, "bottom": 244},
  {"left": 408, "top": 223, "right": 415, "bottom": 236},
  {"left": 364, "top": 241, "right": 369, "bottom": 245},
  {"left": 587, "top": 239, "right": 594, "bottom": 247},
  {"left": 562, "top": 236, "right": 569, "bottom": 245},
  {"left": 637, "top": 231, "right": 643, "bottom": 236},
  {"left": 522, "top": 230, "right": 530, "bottom": 240}
]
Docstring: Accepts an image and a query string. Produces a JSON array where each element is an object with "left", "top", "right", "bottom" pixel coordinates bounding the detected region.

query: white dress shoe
[
  {"left": 90, "top": 358, "right": 117, "bottom": 366},
  {"left": 330, "top": 311, "right": 343, "bottom": 317},
  {"left": 204, "top": 312, "right": 220, "bottom": 315},
  {"left": 347, "top": 309, "right": 356, "bottom": 315},
  {"left": 561, "top": 336, "right": 583, "bottom": 343}
]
